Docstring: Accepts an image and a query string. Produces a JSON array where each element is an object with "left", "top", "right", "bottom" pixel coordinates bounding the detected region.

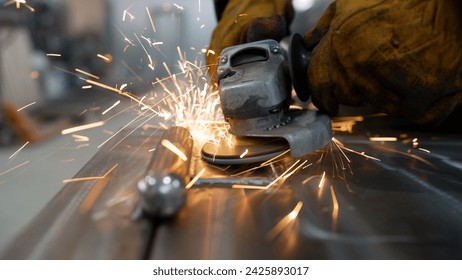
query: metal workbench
[{"left": 3, "top": 114, "right": 462, "bottom": 259}]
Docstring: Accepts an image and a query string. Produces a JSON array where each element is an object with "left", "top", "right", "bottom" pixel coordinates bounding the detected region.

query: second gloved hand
[{"left": 304, "top": 0, "right": 462, "bottom": 125}]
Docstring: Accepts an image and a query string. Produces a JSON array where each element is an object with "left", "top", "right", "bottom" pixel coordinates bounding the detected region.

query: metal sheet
[{"left": 4, "top": 125, "right": 462, "bottom": 259}]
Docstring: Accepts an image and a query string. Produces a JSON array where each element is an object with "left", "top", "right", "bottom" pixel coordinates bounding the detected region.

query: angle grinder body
[{"left": 202, "top": 34, "right": 332, "bottom": 165}]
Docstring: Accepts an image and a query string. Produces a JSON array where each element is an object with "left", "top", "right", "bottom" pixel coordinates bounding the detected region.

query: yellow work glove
[
  {"left": 207, "top": 0, "right": 294, "bottom": 87},
  {"left": 304, "top": 0, "right": 462, "bottom": 125}
]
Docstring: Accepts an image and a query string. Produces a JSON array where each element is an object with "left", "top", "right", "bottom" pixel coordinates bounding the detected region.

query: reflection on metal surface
[{"left": 3, "top": 124, "right": 462, "bottom": 259}]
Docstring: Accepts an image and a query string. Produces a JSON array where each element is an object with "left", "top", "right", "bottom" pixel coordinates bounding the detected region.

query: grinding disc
[{"left": 201, "top": 137, "right": 289, "bottom": 165}]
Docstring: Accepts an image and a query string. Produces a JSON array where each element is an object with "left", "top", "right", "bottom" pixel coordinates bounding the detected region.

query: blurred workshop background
[{"left": 0, "top": 0, "right": 335, "bottom": 256}]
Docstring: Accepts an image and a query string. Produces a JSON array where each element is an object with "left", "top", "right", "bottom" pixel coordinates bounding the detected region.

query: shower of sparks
[
  {"left": 233, "top": 159, "right": 303, "bottom": 190},
  {"left": 46, "top": 53, "right": 61, "bottom": 57},
  {"left": 186, "top": 168, "right": 206, "bottom": 189},
  {"left": 146, "top": 7, "right": 157, "bottom": 33},
  {"left": 369, "top": 136, "right": 398, "bottom": 142},
  {"left": 266, "top": 201, "right": 303, "bottom": 240},
  {"left": 63, "top": 164, "right": 118, "bottom": 184},
  {"left": 17, "top": 102, "right": 36, "bottom": 111},
  {"left": 75, "top": 68, "right": 100, "bottom": 80},
  {"left": 333, "top": 137, "right": 380, "bottom": 161},
  {"left": 0, "top": 161, "right": 30, "bottom": 177},
  {"left": 231, "top": 149, "right": 290, "bottom": 178},
  {"left": 161, "top": 139, "right": 187, "bottom": 161},
  {"left": 61, "top": 121, "right": 105, "bottom": 135},
  {"left": 102, "top": 100, "right": 121, "bottom": 115},
  {"left": 8, "top": 142, "right": 29, "bottom": 160},
  {"left": 82, "top": 79, "right": 160, "bottom": 115}
]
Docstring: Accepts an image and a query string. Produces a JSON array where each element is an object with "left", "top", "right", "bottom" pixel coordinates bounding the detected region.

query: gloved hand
[
  {"left": 304, "top": 0, "right": 462, "bottom": 125},
  {"left": 207, "top": 0, "right": 294, "bottom": 87}
]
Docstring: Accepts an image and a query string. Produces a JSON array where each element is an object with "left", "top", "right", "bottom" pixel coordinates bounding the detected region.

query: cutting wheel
[{"left": 201, "top": 137, "right": 289, "bottom": 165}]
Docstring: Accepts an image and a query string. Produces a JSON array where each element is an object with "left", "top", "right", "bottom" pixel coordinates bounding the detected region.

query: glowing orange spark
[
  {"left": 79, "top": 179, "right": 109, "bottom": 214},
  {"left": 186, "top": 168, "right": 205, "bottom": 189},
  {"left": 239, "top": 149, "right": 249, "bottom": 158},
  {"left": 318, "top": 171, "right": 326, "bottom": 189},
  {"left": 102, "top": 100, "right": 121, "bottom": 115},
  {"left": 173, "top": 3, "right": 184, "bottom": 10},
  {"left": 9, "top": 142, "right": 29, "bottom": 160},
  {"left": 4, "top": 0, "right": 35, "bottom": 12},
  {"left": 161, "top": 139, "right": 187, "bottom": 161},
  {"left": 97, "top": 54, "right": 112, "bottom": 62},
  {"left": 330, "top": 186, "right": 339, "bottom": 231},
  {"left": 266, "top": 201, "right": 303, "bottom": 240},
  {"left": 63, "top": 164, "right": 118, "bottom": 184},
  {"left": 418, "top": 148, "right": 430, "bottom": 153},
  {"left": 334, "top": 137, "right": 381, "bottom": 161},
  {"left": 61, "top": 121, "right": 105, "bottom": 135},
  {"left": 369, "top": 137, "right": 398, "bottom": 142},
  {"left": 122, "top": 10, "right": 135, "bottom": 21},
  {"left": 146, "top": 7, "right": 157, "bottom": 33},
  {"left": 0, "top": 161, "right": 30, "bottom": 177},
  {"left": 17, "top": 102, "right": 36, "bottom": 111},
  {"left": 72, "top": 134, "right": 89, "bottom": 142},
  {"left": 75, "top": 68, "right": 100, "bottom": 80}
]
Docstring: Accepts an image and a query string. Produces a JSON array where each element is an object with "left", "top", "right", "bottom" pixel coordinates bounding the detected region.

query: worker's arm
[{"left": 304, "top": 0, "right": 462, "bottom": 125}]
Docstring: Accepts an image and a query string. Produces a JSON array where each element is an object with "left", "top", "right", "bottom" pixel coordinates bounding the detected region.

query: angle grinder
[{"left": 202, "top": 34, "right": 332, "bottom": 165}]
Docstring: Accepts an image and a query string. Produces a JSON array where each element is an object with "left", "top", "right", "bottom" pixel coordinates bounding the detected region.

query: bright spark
[
  {"left": 4, "top": 0, "right": 35, "bottom": 12},
  {"left": 122, "top": 10, "right": 135, "bottom": 22},
  {"left": 173, "top": 3, "right": 184, "bottom": 10},
  {"left": 161, "top": 139, "right": 187, "bottom": 161},
  {"left": 82, "top": 85, "right": 92, "bottom": 89},
  {"left": 46, "top": 53, "right": 61, "bottom": 57},
  {"left": 97, "top": 54, "right": 111, "bottom": 62},
  {"left": 102, "top": 100, "right": 121, "bottom": 115},
  {"left": 61, "top": 121, "right": 105, "bottom": 135},
  {"left": 134, "top": 33, "right": 154, "bottom": 69},
  {"left": 369, "top": 137, "right": 398, "bottom": 142},
  {"left": 266, "top": 201, "right": 303, "bottom": 240},
  {"left": 63, "top": 164, "right": 118, "bottom": 183},
  {"left": 0, "top": 161, "right": 30, "bottom": 177},
  {"left": 146, "top": 7, "right": 156, "bottom": 33},
  {"left": 17, "top": 102, "right": 36, "bottom": 111},
  {"left": 75, "top": 68, "right": 100, "bottom": 80},
  {"left": 9, "top": 142, "right": 29, "bottom": 160},
  {"left": 72, "top": 134, "right": 89, "bottom": 142},
  {"left": 330, "top": 186, "right": 339, "bottom": 230},
  {"left": 418, "top": 148, "right": 430, "bottom": 153},
  {"left": 239, "top": 149, "right": 249, "bottom": 158},
  {"left": 186, "top": 168, "right": 205, "bottom": 189},
  {"left": 318, "top": 171, "right": 326, "bottom": 189}
]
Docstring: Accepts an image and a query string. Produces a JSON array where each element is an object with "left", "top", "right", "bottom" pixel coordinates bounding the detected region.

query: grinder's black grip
[{"left": 289, "top": 33, "right": 311, "bottom": 102}]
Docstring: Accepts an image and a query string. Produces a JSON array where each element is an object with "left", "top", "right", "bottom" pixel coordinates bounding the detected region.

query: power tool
[{"left": 202, "top": 34, "right": 332, "bottom": 164}]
